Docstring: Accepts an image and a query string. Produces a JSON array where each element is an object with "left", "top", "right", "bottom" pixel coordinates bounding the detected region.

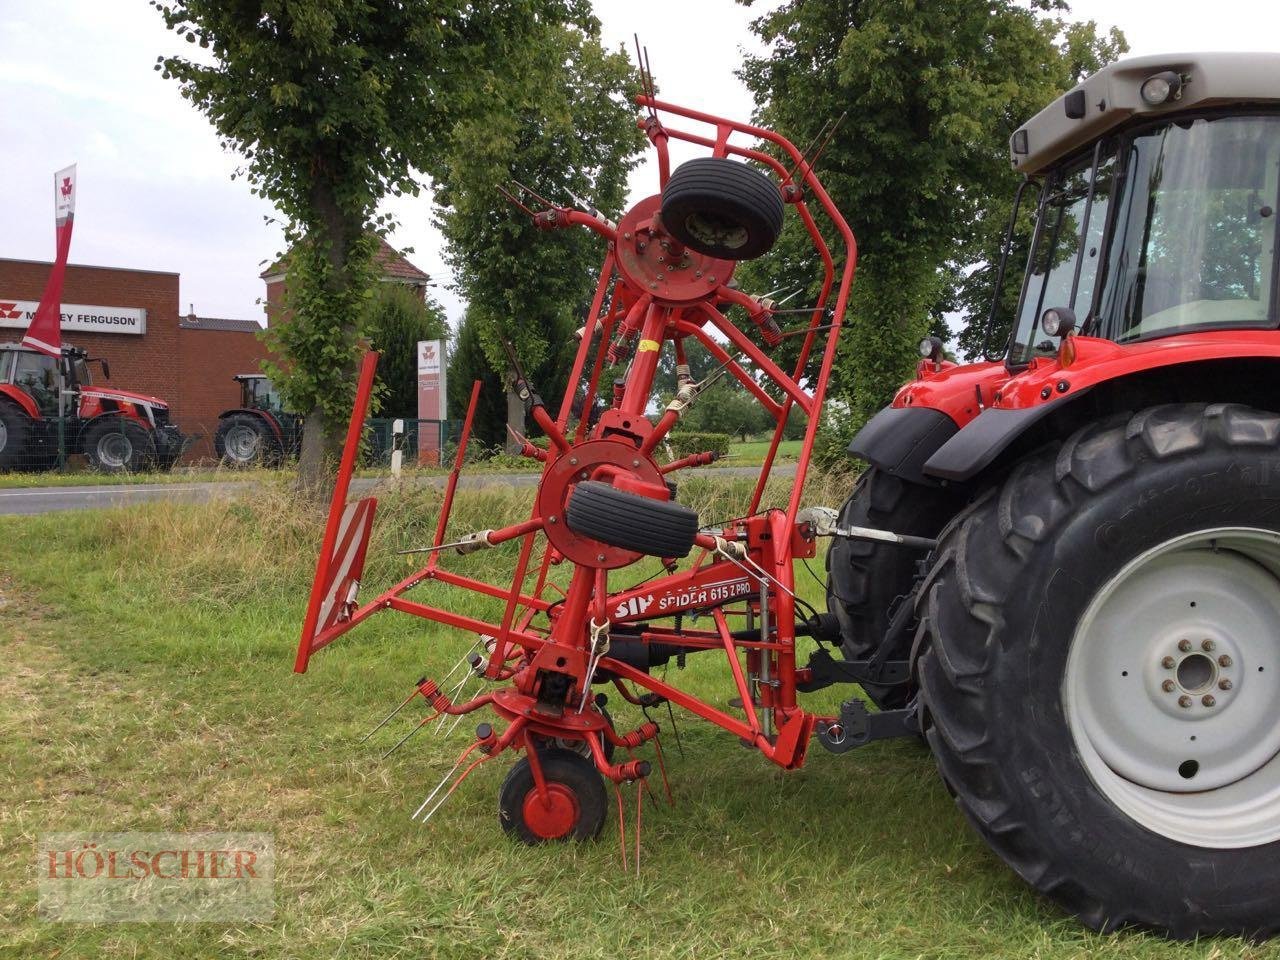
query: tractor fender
[
  {"left": 923, "top": 332, "right": 1280, "bottom": 482},
  {"left": 0, "top": 384, "right": 39, "bottom": 420},
  {"left": 847, "top": 406, "right": 958, "bottom": 486},
  {"left": 218, "top": 408, "right": 284, "bottom": 443}
]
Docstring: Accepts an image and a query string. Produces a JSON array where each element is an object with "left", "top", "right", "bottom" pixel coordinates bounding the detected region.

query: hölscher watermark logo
[{"left": 38, "top": 832, "right": 274, "bottom": 922}]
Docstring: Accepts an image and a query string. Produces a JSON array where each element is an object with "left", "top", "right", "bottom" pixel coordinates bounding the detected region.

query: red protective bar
[
  {"left": 428, "top": 379, "right": 482, "bottom": 572},
  {"left": 295, "top": 351, "right": 380, "bottom": 673},
  {"left": 673, "top": 319, "right": 783, "bottom": 419},
  {"left": 557, "top": 254, "right": 614, "bottom": 433}
]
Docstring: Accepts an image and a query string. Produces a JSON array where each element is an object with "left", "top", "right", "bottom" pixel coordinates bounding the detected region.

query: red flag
[{"left": 22, "top": 164, "right": 77, "bottom": 357}]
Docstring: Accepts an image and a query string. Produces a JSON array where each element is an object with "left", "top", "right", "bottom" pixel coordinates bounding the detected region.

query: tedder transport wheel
[
  {"left": 660, "top": 157, "right": 784, "bottom": 261},
  {"left": 566, "top": 480, "right": 699, "bottom": 558},
  {"left": 826, "top": 467, "right": 960, "bottom": 708},
  {"left": 84, "top": 418, "right": 155, "bottom": 473},
  {"left": 918, "top": 404, "right": 1280, "bottom": 937},
  {"left": 498, "top": 748, "right": 608, "bottom": 844}
]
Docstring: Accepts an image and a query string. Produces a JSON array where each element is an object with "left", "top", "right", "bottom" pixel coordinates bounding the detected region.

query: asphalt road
[{"left": 0, "top": 465, "right": 795, "bottom": 516}]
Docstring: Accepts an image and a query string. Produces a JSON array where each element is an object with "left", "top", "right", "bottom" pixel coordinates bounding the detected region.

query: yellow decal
[{"left": 638, "top": 339, "right": 660, "bottom": 352}]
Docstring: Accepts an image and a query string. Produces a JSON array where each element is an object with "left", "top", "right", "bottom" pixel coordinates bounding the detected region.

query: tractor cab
[
  {"left": 0, "top": 343, "right": 108, "bottom": 416},
  {"left": 215, "top": 373, "right": 301, "bottom": 466},
  {"left": 234, "top": 373, "right": 285, "bottom": 414},
  {"left": 996, "top": 56, "right": 1280, "bottom": 367}
]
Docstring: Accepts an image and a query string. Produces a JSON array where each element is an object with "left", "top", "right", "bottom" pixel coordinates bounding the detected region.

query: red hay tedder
[{"left": 295, "top": 53, "right": 1280, "bottom": 939}]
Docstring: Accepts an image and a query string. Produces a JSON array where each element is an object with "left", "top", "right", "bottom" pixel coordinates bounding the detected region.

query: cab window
[{"left": 13, "top": 352, "right": 59, "bottom": 415}]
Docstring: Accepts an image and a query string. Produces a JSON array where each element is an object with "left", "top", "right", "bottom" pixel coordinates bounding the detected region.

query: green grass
[
  {"left": 0, "top": 478, "right": 1269, "bottom": 959},
  {"left": 727, "top": 438, "right": 803, "bottom": 465}
]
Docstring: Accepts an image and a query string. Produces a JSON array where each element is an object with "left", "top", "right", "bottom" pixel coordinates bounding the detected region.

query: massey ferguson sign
[{"left": 0, "top": 299, "right": 146, "bottom": 335}]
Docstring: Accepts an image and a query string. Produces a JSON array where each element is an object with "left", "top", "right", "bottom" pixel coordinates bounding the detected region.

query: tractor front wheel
[
  {"left": 84, "top": 418, "right": 154, "bottom": 473},
  {"left": 918, "top": 404, "right": 1280, "bottom": 937},
  {"left": 498, "top": 748, "right": 607, "bottom": 844}
]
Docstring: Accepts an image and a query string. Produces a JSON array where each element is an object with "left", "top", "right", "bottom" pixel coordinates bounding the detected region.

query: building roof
[
  {"left": 179, "top": 314, "right": 264, "bottom": 333},
  {"left": 259, "top": 236, "right": 429, "bottom": 284}
]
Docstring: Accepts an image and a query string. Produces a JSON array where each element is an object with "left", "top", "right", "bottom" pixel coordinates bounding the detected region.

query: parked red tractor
[
  {"left": 0, "top": 342, "right": 186, "bottom": 472},
  {"left": 213, "top": 373, "right": 302, "bottom": 467},
  {"left": 296, "top": 53, "right": 1280, "bottom": 938}
]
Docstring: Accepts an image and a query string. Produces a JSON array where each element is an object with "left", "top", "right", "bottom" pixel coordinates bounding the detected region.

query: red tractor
[
  {"left": 297, "top": 53, "right": 1280, "bottom": 938},
  {"left": 0, "top": 342, "right": 186, "bottom": 472},
  {"left": 213, "top": 373, "right": 302, "bottom": 467}
]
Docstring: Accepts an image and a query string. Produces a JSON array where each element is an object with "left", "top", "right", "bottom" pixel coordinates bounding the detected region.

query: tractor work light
[
  {"left": 918, "top": 336, "right": 945, "bottom": 363},
  {"left": 1041, "top": 306, "right": 1077, "bottom": 338},
  {"left": 1140, "top": 71, "right": 1183, "bottom": 106}
]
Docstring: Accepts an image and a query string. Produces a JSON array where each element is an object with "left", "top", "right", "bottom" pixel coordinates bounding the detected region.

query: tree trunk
[{"left": 506, "top": 387, "right": 526, "bottom": 453}]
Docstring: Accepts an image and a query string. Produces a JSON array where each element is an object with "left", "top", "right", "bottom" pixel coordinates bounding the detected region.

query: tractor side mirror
[{"left": 96, "top": 358, "right": 111, "bottom": 380}]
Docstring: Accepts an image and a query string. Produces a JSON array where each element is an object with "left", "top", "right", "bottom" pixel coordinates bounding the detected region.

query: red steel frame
[{"left": 296, "top": 94, "right": 858, "bottom": 802}]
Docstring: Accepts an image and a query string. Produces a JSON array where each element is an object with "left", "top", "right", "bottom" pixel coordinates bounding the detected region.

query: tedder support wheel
[
  {"left": 84, "top": 418, "right": 155, "bottom": 473},
  {"left": 918, "top": 404, "right": 1280, "bottom": 938},
  {"left": 215, "top": 414, "right": 279, "bottom": 467},
  {"left": 498, "top": 748, "right": 608, "bottom": 844},
  {"left": 566, "top": 480, "right": 699, "bottom": 559},
  {"left": 660, "top": 157, "right": 784, "bottom": 261},
  {"left": 826, "top": 467, "right": 960, "bottom": 708}
]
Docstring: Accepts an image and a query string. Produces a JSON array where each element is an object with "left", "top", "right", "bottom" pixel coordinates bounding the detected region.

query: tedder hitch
[{"left": 294, "top": 65, "right": 920, "bottom": 850}]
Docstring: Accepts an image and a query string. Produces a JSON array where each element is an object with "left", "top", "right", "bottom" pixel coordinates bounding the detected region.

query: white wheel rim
[
  {"left": 98, "top": 432, "right": 132, "bottom": 469},
  {"left": 1065, "top": 527, "right": 1280, "bottom": 848},
  {"left": 226, "top": 425, "right": 259, "bottom": 462},
  {"left": 0, "top": 419, "right": 7, "bottom": 453}
]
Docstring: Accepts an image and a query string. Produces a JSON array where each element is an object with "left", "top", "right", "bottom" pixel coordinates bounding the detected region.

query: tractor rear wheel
[
  {"left": 215, "top": 414, "right": 279, "bottom": 467},
  {"left": 498, "top": 748, "right": 608, "bottom": 844},
  {"left": 825, "top": 467, "right": 960, "bottom": 707},
  {"left": 918, "top": 404, "right": 1280, "bottom": 937},
  {"left": 84, "top": 418, "right": 154, "bottom": 473},
  {"left": 0, "top": 402, "right": 33, "bottom": 472}
]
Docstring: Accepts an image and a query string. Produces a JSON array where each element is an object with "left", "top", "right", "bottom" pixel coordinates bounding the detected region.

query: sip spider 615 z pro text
[{"left": 298, "top": 53, "right": 1280, "bottom": 939}]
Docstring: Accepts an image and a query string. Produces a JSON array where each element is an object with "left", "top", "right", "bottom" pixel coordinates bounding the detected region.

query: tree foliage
[
  {"left": 154, "top": 0, "right": 595, "bottom": 490},
  {"left": 739, "top": 0, "right": 1126, "bottom": 440},
  {"left": 435, "top": 21, "right": 644, "bottom": 446},
  {"left": 360, "top": 284, "right": 448, "bottom": 419}
]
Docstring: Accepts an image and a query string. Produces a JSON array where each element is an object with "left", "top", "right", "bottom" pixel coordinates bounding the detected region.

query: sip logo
[
  {"left": 0, "top": 303, "right": 22, "bottom": 320},
  {"left": 613, "top": 595, "right": 654, "bottom": 619}
]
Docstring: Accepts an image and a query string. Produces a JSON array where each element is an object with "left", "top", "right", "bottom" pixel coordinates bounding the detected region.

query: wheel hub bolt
[
  {"left": 1178, "top": 695, "right": 1193, "bottom": 708},
  {"left": 1162, "top": 656, "right": 1177, "bottom": 669},
  {"left": 1201, "top": 639, "right": 1216, "bottom": 652},
  {"left": 1178, "top": 639, "right": 1193, "bottom": 652},
  {"left": 1202, "top": 695, "right": 1217, "bottom": 707},
  {"left": 1219, "top": 655, "right": 1233, "bottom": 667},
  {"left": 1219, "top": 678, "right": 1233, "bottom": 691},
  {"left": 1162, "top": 679, "right": 1177, "bottom": 692}
]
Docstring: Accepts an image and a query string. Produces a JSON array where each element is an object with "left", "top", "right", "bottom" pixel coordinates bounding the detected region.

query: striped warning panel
[{"left": 314, "top": 497, "right": 378, "bottom": 639}]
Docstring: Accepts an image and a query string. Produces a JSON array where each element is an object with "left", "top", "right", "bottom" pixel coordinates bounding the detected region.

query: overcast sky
[{"left": 1, "top": 1, "right": 1277, "bottom": 328}]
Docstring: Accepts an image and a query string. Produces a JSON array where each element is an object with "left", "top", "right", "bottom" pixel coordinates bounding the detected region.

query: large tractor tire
[
  {"left": 917, "top": 404, "right": 1280, "bottom": 937},
  {"left": 660, "top": 157, "right": 784, "bottom": 261},
  {"left": 84, "top": 417, "right": 154, "bottom": 473},
  {"left": 825, "top": 467, "right": 960, "bottom": 708},
  {"left": 215, "top": 414, "right": 280, "bottom": 467},
  {"left": 0, "top": 402, "right": 34, "bottom": 472}
]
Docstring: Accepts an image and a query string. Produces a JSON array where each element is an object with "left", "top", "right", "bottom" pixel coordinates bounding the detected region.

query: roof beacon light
[{"left": 1140, "top": 71, "right": 1183, "bottom": 106}]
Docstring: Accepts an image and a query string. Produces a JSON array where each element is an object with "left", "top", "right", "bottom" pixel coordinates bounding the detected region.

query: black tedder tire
[
  {"left": 660, "top": 157, "right": 784, "bottom": 261},
  {"left": 499, "top": 748, "right": 608, "bottom": 844},
  {"left": 825, "top": 467, "right": 960, "bottom": 708},
  {"left": 83, "top": 417, "right": 154, "bottom": 473},
  {"left": 0, "top": 402, "right": 33, "bottom": 471},
  {"left": 566, "top": 480, "right": 698, "bottom": 558},
  {"left": 215, "top": 413, "right": 279, "bottom": 467},
  {"left": 917, "top": 404, "right": 1280, "bottom": 937}
]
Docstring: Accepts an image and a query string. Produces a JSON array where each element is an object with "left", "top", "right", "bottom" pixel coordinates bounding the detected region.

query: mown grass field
[{"left": 1, "top": 474, "right": 1273, "bottom": 959}]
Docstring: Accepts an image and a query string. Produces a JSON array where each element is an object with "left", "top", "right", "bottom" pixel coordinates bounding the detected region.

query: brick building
[
  {"left": 0, "top": 257, "right": 269, "bottom": 461},
  {"left": 260, "top": 237, "right": 431, "bottom": 319}
]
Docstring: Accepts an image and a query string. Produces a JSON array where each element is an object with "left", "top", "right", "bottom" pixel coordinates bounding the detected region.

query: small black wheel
[
  {"left": 565, "top": 480, "right": 698, "bottom": 558},
  {"left": 661, "top": 157, "right": 784, "bottom": 261},
  {"left": 215, "top": 413, "right": 280, "bottom": 467},
  {"left": 83, "top": 417, "right": 154, "bottom": 473},
  {"left": 498, "top": 748, "right": 608, "bottom": 844}
]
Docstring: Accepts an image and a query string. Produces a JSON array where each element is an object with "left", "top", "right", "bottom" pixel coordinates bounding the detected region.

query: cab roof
[{"left": 1010, "top": 52, "right": 1280, "bottom": 175}]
